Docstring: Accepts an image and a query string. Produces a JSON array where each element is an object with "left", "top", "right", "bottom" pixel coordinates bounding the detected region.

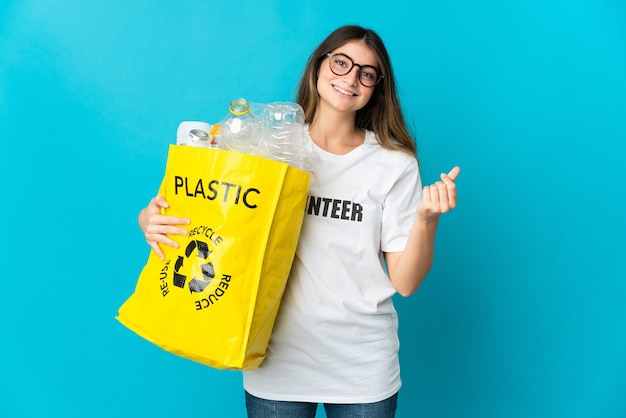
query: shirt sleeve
[{"left": 380, "top": 157, "right": 422, "bottom": 253}]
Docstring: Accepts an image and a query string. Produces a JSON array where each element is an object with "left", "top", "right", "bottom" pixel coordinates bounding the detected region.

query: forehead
[{"left": 332, "top": 40, "right": 378, "bottom": 66}]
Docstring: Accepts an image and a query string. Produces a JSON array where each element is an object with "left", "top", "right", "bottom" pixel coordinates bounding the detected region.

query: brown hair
[{"left": 297, "top": 25, "right": 417, "bottom": 157}]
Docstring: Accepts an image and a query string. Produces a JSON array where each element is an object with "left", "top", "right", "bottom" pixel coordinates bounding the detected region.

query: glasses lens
[
  {"left": 359, "top": 66, "right": 380, "bottom": 87},
  {"left": 329, "top": 53, "right": 353, "bottom": 76}
]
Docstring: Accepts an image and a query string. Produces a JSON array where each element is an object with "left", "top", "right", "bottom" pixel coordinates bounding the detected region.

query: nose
[{"left": 344, "top": 65, "right": 360, "bottom": 85}]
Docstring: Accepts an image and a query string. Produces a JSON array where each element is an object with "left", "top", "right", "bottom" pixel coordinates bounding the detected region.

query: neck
[{"left": 309, "top": 107, "right": 364, "bottom": 154}]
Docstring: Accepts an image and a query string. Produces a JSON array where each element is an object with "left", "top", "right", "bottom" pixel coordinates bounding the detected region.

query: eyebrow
[{"left": 333, "top": 52, "right": 379, "bottom": 68}]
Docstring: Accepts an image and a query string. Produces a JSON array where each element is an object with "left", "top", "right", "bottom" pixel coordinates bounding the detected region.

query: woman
[{"left": 139, "top": 25, "right": 459, "bottom": 418}]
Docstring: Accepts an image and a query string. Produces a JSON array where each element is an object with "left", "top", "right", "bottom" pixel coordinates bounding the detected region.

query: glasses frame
[{"left": 325, "top": 53, "right": 384, "bottom": 88}]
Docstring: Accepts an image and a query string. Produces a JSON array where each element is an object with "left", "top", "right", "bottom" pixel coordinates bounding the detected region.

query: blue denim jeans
[{"left": 245, "top": 391, "right": 398, "bottom": 418}]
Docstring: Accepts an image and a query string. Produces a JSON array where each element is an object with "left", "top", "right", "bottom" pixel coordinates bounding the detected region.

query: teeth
[{"left": 333, "top": 85, "right": 355, "bottom": 96}]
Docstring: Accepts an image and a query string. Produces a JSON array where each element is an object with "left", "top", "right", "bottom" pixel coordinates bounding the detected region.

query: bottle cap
[
  {"left": 229, "top": 98, "right": 251, "bottom": 116},
  {"left": 188, "top": 129, "right": 210, "bottom": 143}
]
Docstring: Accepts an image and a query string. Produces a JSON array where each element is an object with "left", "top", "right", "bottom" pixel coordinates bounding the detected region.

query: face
[{"left": 316, "top": 40, "right": 379, "bottom": 115}]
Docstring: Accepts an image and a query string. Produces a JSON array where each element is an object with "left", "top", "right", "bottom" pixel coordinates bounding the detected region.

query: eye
[
  {"left": 334, "top": 58, "right": 348, "bottom": 68},
  {"left": 361, "top": 71, "right": 374, "bottom": 80},
  {"left": 361, "top": 67, "right": 378, "bottom": 81}
]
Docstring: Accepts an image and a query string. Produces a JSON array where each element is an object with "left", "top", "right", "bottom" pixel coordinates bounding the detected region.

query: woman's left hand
[{"left": 417, "top": 166, "right": 460, "bottom": 221}]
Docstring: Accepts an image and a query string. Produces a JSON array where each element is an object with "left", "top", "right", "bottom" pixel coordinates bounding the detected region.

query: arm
[
  {"left": 138, "top": 195, "right": 190, "bottom": 260},
  {"left": 385, "top": 166, "right": 460, "bottom": 296}
]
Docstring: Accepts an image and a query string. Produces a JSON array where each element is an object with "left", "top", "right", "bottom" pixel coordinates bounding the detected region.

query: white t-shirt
[{"left": 243, "top": 130, "right": 422, "bottom": 404}]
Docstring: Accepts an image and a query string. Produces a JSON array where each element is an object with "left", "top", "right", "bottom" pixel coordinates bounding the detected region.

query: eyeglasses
[{"left": 325, "top": 53, "right": 384, "bottom": 87}]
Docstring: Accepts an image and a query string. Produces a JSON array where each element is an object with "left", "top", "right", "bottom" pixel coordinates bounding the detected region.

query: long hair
[{"left": 296, "top": 25, "right": 416, "bottom": 157}]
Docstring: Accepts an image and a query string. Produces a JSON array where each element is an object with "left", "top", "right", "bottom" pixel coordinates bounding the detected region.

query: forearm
[
  {"left": 386, "top": 166, "right": 459, "bottom": 296},
  {"left": 387, "top": 216, "right": 439, "bottom": 297}
]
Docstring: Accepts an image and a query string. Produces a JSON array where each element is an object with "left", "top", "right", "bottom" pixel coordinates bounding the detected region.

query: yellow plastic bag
[{"left": 117, "top": 145, "right": 310, "bottom": 370}]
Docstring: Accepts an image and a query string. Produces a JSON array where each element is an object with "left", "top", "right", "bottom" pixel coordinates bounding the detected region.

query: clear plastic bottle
[
  {"left": 262, "top": 101, "right": 306, "bottom": 169},
  {"left": 220, "top": 98, "right": 262, "bottom": 155}
]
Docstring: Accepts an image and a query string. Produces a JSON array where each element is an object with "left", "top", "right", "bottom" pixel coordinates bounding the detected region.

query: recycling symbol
[{"left": 172, "top": 239, "right": 215, "bottom": 294}]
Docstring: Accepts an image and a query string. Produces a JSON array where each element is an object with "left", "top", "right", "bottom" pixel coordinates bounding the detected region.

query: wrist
[{"left": 415, "top": 213, "right": 440, "bottom": 228}]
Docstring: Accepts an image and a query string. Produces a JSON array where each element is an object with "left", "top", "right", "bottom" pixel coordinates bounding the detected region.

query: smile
[{"left": 333, "top": 85, "right": 357, "bottom": 97}]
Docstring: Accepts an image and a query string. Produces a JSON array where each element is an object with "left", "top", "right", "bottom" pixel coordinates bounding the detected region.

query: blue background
[{"left": 1, "top": 1, "right": 625, "bottom": 417}]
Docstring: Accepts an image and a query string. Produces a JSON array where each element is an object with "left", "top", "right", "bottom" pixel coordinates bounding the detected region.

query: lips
[{"left": 332, "top": 84, "right": 357, "bottom": 97}]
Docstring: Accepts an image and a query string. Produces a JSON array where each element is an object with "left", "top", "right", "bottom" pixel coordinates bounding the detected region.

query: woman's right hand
[{"left": 138, "top": 195, "right": 190, "bottom": 260}]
